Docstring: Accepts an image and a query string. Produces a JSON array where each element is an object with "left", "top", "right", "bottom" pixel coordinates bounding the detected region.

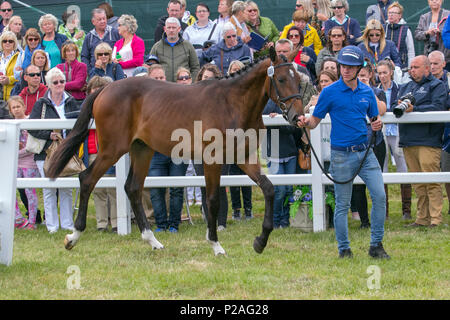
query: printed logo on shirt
[
  {"left": 360, "top": 98, "right": 369, "bottom": 103},
  {"left": 416, "top": 86, "right": 427, "bottom": 95}
]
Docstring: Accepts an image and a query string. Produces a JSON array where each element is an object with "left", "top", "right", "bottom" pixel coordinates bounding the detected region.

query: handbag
[
  {"left": 298, "top": 149, "right": 311, "bottom": 170},
  {"left": 25, "top": 103, "right": 47, "bottom": 154},
  {"left": 44, "top": 133, "right": 86, "bottom": 177}
]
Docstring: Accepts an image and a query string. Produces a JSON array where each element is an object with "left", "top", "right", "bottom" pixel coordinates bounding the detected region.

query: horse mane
[{"left": 219, "top": 54, "right": 270, "bottom": 80}]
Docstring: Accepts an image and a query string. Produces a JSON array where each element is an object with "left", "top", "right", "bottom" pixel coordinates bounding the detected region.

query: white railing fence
[{"left": 1, "top": 112, "right": 450, "bottom": 266}]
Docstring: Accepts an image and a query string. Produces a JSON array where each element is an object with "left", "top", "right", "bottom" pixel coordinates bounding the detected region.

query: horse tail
[{"left": 46, "top": 86, "right": 105, "bottom": 178}]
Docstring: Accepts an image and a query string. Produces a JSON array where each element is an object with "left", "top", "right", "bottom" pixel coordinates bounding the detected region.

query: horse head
[{"left": 266, "top": 46, "right": 304, "bottom": 126}]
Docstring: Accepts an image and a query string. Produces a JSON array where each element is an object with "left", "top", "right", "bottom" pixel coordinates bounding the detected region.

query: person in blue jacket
[
  {"left": 199, "top": 21, "right": 251, "bottom": 74},
  {"left": 358, "top": 19, "right": 401, "bottom": 67},
  {"left": 442, "top": 16, "right": 450, "bottom": 71},
  {"left": 263, "top": 99, "right": 304, "bottom": 229},
  {"left": 400, "top": 55, "right": 447, "bottom": 228}
]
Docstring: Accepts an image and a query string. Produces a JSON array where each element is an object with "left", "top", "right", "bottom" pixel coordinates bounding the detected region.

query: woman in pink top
[
  {"left": 112, "top": 14, "right": 145, "bottom": 78},
  {"left": 8, "top": 96, "right": 40, "bottom": 230},
  {"left": 56, "top": 41, "right": 87, "bottom": 102}
]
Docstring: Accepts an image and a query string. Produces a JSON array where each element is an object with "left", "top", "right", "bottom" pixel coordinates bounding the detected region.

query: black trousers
[
  {"left": 193, "top": 163, "right": 229, "bottom": 227},
  {"left": 228, "top": 164, "right": 252, "bottom": 211}
]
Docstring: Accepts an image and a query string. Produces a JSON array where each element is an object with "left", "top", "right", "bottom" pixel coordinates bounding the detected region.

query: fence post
[
  {"left": 0, "top": 121, "right": 19, "bottom": 266},
  {"left": 116, "top": 153, "right": 131, "bottom": 235},
  {"left": 310, "top": 121, "right": 326, "bottom": 232}
]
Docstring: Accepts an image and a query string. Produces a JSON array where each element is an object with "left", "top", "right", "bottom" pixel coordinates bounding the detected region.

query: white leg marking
[
  {"left": 67, "top": 230, "right": 81, "bottom": 244},
  {"left": 142, "top": 229, "right": 164, "bottom": 250},
  {"left": 206, "top": 228, "right": 226, "bottom": 256}
]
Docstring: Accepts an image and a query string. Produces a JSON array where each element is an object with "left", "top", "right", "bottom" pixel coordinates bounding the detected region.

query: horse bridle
[{"left": 267, "top": 62, "right": 303, "bottom": 126}]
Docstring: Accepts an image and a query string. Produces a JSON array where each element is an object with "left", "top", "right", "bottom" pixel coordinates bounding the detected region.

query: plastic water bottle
[{"left": 116, "top": 53, "right": 121, "bottom": 60}]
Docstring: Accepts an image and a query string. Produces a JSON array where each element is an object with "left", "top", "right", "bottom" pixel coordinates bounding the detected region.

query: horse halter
[{"left": 267, "top": 62, "right": 302, "bottom": 125}]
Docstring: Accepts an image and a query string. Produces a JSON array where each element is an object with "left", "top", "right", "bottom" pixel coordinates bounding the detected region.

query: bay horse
[{"left": 46, "top": 46, "right": 303, "bottom": 256}]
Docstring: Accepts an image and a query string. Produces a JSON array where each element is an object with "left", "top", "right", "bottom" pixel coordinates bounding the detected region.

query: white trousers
[
  {"left": 383, "top": 135, "right": 408, "bottom": 172},
  {"left": 36, "top": 160, "right": 74, "bottom": 232}
]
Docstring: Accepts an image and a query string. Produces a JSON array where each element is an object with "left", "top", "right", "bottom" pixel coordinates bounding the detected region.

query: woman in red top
[
  {"left": 112, "top": 14, "right": 145, "bottom": 78},
  {"left": 286, "top": 25, "right": 317, "bottom": 80},
  {"left": 56, "top": 41, "right": 87, "bottom": 102}
]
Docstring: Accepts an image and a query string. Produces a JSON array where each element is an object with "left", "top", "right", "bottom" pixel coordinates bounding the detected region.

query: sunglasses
[
  {"left": 177, "top": 75, "right": 191, "bottom": 81},
  {"left": 295, "top": 4, "right": 302, "bottom": 8},
  {"left": 332, "top": 6, "right": 344, "bottom": 9},
  {"left": 369, "top": 33, "right": 381, "bottom": 37},
  {"left": 226, "top": 34, "right": 237, "bottom": 39},
  {"left": 97, "top": 52, "right": 110, "bottom": 56},
  {"left": 27, "top": 37, "right": 40, "bottom": 42},
  {"left": 2, "top": 39, "right": 14, "bottom": 44},
  {"left": 247, "top": 9, "right": 258, "bottom": 13},
  {"left": 52, "top": 80, "right": 65, "bottom": 85},
  {"left": 288, "top": 34, "right": 300, "bottom": 38},
  {"left": 26, "top": 72, "right": 40, "bottom": 77},
  {"left": 1, "top": 8, "right": 12, "bottom": 12},
  {"left": 330, "top": 34, "right": 344, "bottom": 38}
]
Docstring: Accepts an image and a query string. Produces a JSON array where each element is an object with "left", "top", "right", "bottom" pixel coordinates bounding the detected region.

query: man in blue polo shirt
[{"left": 297, "top": 45, "right": 390, "bottom": 259}]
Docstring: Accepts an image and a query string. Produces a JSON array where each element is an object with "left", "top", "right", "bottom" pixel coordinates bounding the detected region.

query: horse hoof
[
  {"left": 64, "top": 235, "right": 75, "bottom": 250},
  {"left": 151, "top": 242, "right": 164, "bottom": 250},
  {"left": 253, "top": 237, "right": 265, "bottom": 254}
]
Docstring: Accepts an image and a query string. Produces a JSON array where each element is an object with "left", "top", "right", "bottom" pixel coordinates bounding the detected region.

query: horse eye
[{"left": 278, "top": 78, "right": 285, "bottom": 83}]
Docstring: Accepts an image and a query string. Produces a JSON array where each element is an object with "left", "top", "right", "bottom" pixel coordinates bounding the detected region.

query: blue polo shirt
[{"left": 313, "top": 78, "right": 379, "bottom": 148}]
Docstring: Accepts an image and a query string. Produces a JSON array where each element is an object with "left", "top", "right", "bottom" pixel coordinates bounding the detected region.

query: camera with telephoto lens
[{"left": 393, "top": 93, "right": 416, "bottom": 118}]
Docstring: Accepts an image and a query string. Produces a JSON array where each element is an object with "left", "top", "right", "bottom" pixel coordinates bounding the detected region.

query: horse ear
[
  {"left": 288, "top": 48, "right": 299, "bottom": 63},
  {"left": 269, "top": 46, "right": 277, "bottom": 62}
]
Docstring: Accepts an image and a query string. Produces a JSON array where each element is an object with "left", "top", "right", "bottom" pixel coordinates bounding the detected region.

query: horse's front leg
[
  {"left": 204, "top": 164, "right": 226, "bottom": 256},
  {"left": 237, "top": 162, "right": 274, "bottom": 254}
]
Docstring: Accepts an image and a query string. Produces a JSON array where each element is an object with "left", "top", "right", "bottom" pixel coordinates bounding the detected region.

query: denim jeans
[
  {"left": 330, "top": 149, "right": 386, "bottom": 253},
  {"left": 267, "top": 157, "right": 297, "bottom": 228},
  {"left": 148, "top": 152, "right": 188, "bottom": 230}
]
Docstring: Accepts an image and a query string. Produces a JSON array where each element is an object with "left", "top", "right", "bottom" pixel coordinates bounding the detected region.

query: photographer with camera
[{"left": 398, "top": 55, "right": 447, "bottom": 228}]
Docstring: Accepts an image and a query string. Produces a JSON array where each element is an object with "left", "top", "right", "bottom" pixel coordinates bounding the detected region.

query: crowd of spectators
[{"left": 1, "top": 0, "right": 449, "bottom": 233}]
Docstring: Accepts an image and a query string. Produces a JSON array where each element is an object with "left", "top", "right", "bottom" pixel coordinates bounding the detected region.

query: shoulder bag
[
  {"left": 25, "top": 103, "right": 47, "bottom": 154},
  {"left": 43, "top": 132, "right": 86, "bottom": 177}
]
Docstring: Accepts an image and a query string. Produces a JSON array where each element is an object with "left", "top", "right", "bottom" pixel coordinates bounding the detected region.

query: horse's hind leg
[
  {"left": 125, "top": 139, "right": 163, "bottom": 250},
  {"left": 65, "top": 152, "right": 118, "bottom": 250},
  {"left": 237, "top": 162, "right": 274, "bottom": 254},
  {"left": 204, "top": 164, "right": 226, "bottom": 256}
]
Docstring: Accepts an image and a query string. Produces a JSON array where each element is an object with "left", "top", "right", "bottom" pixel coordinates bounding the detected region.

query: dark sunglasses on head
[
  {"left": 2, "top": 39, "right": 14, "bottom": 44},
  {"left": 226, "top": 34, "right": 237, "bottom": 39},
  {"left": 332, "top": 6, "right": 344, "bottom": 9},
  {"left": 177, "top": 75, "right": 191, "bottom": 81},
  {"left": 1, "top": 8, "right": 12, "bottom": 12},
  {"left": 26, "top": 72, "right": 40, "bottom": 77},
  {"left": 27, "top": 37, "right": 40, "bottom": 42},
  {"left": 52, "top": 80, "right": 65, "bottom": 85},
  {"left": 97, "top": 52, "right": 110, "bottom": 56}
]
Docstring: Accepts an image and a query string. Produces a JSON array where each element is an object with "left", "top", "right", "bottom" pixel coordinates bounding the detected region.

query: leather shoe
[
  {"left": 404, "top": 222, "right": 425, "bottom": 228},
  {"left": 369, "top": 243, "right": 391, "bottom": 259},
  {"left": 339, "top": 248, "right": 353, "bottom": 258}
]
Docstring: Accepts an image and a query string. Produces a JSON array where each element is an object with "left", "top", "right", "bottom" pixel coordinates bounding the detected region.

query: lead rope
[{"left": 301, "top": 126, "right": 377, "bottom": 184}]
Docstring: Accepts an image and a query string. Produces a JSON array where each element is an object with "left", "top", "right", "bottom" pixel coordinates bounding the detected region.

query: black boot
[
  {"left": 369, "top": 243, "right": 391, "bottom": 259},
  {"left": 232, "top": 209, "right": 241, "bottom": 221}
]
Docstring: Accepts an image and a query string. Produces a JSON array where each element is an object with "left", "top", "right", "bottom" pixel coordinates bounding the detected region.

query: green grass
[{"left": 1, "top": 183, "right": 449, "bottom": 300}]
